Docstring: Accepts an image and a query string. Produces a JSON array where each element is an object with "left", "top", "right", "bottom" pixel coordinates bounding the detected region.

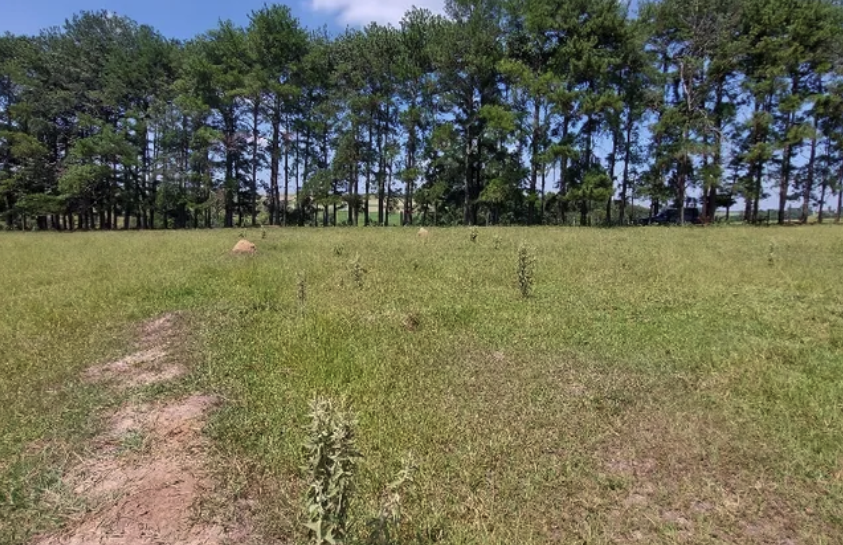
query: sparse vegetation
[
  {"left": 517, "top": 242, "right": 536, "bottom": 298},
  {"left": 349, "top": 253, "right": 366, "bottom": 289},
  {"left": 2, "top": 227, "right": 843, "bottom": 545},
  {"left": 366, "top": 455, "right": 417, "bottom": 545},
  {"left": 297, "top": 271, "right": 307, "bottom": 313}
]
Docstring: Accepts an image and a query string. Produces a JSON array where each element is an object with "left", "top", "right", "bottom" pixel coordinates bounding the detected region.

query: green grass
[{"left": 1, "top": 226, "right": 842, "bottom": 544}]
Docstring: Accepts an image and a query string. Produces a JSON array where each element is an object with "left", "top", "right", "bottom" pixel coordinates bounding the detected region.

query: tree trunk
[
  {"left": 251, "top": 96, "right": 260, "bottom": 227},
  {"left": 836, "top": 163, "right": 843, "bottom": 224},
  {"left": 559, "top": 115, "right": 570, "bottom": 224},
  {"left": 4, "top": 195, "right": 14, "bottom": 230},
  {"left": 778, "top": 139, "right": 792, "bottom": 224},
  {"left": 707, "top": 80, "right": 725, "bottom": 225},
  {"left": 406, "top": 118, "right": 416, "bottom": 226},
  {"left": 529, "top": 99, "right": 540, "bottom": 224},
  {"left": 607, "top": 127, "right": 619, "bottom": 226},
  {"left": 837, "top": 182, "right": 842, "bottom": 224},
  {"left": 385, "top": 152, "right": 392, "bottom": 227},
  {"left": 678, "top": 157, "right": 688, "bottom": 226},
  {"left": 379, "top": 102, "right": 389, "bottom": 226},
  {"left": 294, "top": 130, "right": 300, "bottom": 227},
  {"left": 284, "top": 115, "right": 290, "bottom": 228},
  {"left": 140, "top": 121, "right": 150, "bottom": 230},
  {"left": 353, "top": 122, "right": 360, "bottom": 227},
  {"left": 620, "top": 115, "right": 633, "bottom": 225},
  {"left": 540, "top": 158, "right": 547, "bottom": 224},
  {"left": 818, "top": 176, "right": 827, "bottom": 224},
  {"left": 223, "top": 110, "right": 236, "bottom": 228},
  {"left": 301, "top": 125, "right": 311, "bottom": 227},
  {"left": 365, "top": 109, "right": 373, "bottom": 227},
  {"left": 778, "top": 76, "right": 800, "bottom": 225},
  {"left": 464, "top": 126, "right": 473, "bottom": 226},
  {"left": 801, "top": 130, "right": 818, "bottom": 224},
  {"left": 270, "top": 99, "right": 281, "bottom": 226}
]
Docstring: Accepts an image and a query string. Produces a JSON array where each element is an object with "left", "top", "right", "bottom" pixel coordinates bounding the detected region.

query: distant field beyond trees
[{"left": 2, "top": 1, "right": 843, "bottom": 231}]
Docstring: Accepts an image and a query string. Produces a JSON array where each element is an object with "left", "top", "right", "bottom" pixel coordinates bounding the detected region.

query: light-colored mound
[
  {"left": 418, "top": 228, "right": 429, "bottom": 237},
  {"left": 232, "top": 240, "right": 257, "bottom": 254}
]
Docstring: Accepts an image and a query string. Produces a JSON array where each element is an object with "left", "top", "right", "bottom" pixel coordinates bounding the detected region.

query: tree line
[{"left": 2, "top": 0, "right": 843, "bottom": 231}]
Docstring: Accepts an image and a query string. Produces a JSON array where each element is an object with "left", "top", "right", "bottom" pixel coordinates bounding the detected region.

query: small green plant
[
  {"left": 303, "top": 397, "right": 361, "bottom": 545},
  {"left": 261, "top": 225, "right": 268, "bottom": 240},
  {"left": 118, "top": 430, "right": 145, "bottom": 454},
  {"left": 493, "top": 234, "right": 502, "bottom": 250},
  {"left": 768, "top": 241, "right": 776, "bottom": 267},
  {"left": 334, "top": 244, "right": 345, "bottom": 257},
  {"left": 297, "top": 271, "right": 307, "bottom": 313},
  {"left": 366, "top": 455, "right": 418, "bottom": 545},
  {"left": 517, "top": 242, "right": 536, "bottom": 298},
  {"left": 350, "top": 253, "right": 366, "bottom": 289},
  {"left": 469, "top": 226, "right": 479, "bottom": 243}
]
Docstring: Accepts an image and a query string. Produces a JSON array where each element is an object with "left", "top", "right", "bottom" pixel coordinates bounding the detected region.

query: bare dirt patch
[
  {"left": 84, "top": 313, "right": 186, "bottom": 388},
  {"left": 33, "top": 395, "right": 233, "bottom": 545}
]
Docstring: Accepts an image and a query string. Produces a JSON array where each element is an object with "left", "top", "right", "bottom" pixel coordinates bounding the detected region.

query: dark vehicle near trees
[{"left": 637, "top": 208, "right": 701, "bottom": 225}]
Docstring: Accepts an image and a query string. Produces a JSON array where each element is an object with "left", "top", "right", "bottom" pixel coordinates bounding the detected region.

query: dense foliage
[{"left": 1, "top": 0, "right": 842, "bottom": 229}]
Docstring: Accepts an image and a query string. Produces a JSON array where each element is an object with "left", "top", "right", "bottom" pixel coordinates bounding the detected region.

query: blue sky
[{"left": 2, "top": 0, "right": 446, "bottom": 38}]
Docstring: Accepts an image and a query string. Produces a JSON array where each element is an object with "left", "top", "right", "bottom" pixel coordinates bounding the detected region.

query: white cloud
[{"left": 310, "top": 0, "right": 445, "bottom": 26}]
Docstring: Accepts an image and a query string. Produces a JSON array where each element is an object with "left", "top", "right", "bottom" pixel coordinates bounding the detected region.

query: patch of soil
[
  {"left": 33, "top": 395, "right": 232, "bottom": 545},
  {"left": 403, "top": 312, "right": 421, "bottom": 331},
  {"left": 232, "top": 240, "right": 257, "bottom": 254},
  {"left": 139, "top": 313, "right": 179, "bottom": 346},
  {"left": 84, "top": 314, "right": 186, "bottom": 388}
]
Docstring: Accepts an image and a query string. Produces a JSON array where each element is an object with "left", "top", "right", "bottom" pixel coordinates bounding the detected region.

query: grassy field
[{"left": 1, "top": 226, "right": 842, "bottom": 544}]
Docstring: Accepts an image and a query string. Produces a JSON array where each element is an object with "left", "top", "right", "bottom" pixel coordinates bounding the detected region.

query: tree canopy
[{"left": 2, "top": 0, "right": 842, "bottom": 230}]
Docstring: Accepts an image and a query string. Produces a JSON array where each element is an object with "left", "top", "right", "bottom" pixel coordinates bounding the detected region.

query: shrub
[
  {"left": 469, "top": 226, "right": 479, "bottom": 243},
  {"left": 350, "top": 254, "right": 366, "bottom": 289},
  {"left": 303, "top": 397, "right": 361, "bottom": 545},
  {"left": 366, "top": 455, "right": 417, "bottom": 545},
  {"left": 517, "top": 242, "right": 536, "bottom": 298}
]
